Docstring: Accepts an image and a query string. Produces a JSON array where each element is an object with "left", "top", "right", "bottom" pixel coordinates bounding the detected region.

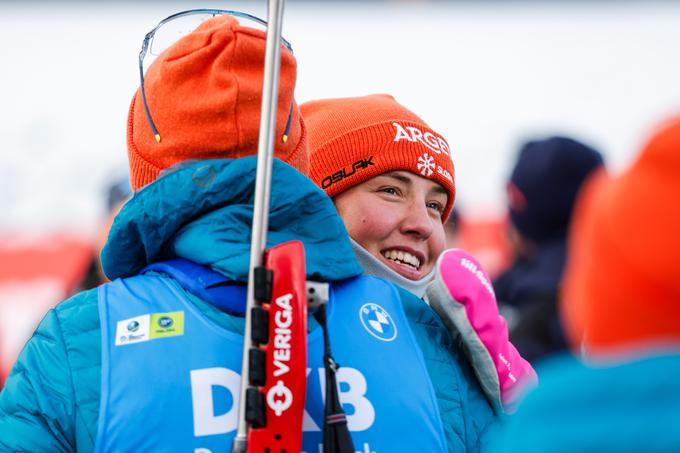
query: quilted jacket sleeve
[
  {"left": 398, "top": 287, "right": 497, "bottom": 452},
  {"left": 0, "top": 292, "right": 92, "bottom": 452}
]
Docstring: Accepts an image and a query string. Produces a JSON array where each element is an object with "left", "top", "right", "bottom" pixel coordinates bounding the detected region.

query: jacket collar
[{"left": 102, "top": 157, "right": 362, "bottom": 282}]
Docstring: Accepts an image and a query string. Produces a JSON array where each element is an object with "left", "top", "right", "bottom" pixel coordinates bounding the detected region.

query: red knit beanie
[
  {"left": 301, "top": 94, "right": 456, "bottom": 220},
  {"left": 562, "top": 114, "right": 680, "bottom": 356},
  {"left": 127, "top": 15, "right": 307, "bottom": 191}
]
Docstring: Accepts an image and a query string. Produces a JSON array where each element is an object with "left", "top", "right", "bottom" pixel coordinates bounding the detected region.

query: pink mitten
[{"left": 426, "top": 248, "right": 537, "bottom": 413}]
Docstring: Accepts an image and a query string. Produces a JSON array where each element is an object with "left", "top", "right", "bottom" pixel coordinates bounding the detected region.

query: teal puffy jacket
[
  {"left": 0, "top": 158, "right": 495, "bottom": 451},
  {"left": 488, "top": 352, "right": 680, "bottom": 451}
]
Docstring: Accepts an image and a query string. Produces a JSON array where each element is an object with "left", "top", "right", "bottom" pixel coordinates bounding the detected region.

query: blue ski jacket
[
  {"left": 488, "top": 352, "right": 680, "bottom": 452},
  {"left": 0, "top": 158, "right": 495, "bottom": 451}
]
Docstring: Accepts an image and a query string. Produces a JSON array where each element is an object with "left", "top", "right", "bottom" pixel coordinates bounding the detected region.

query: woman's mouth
[{"left": 380, "top": 248, "right": 425, "bottom": 280}]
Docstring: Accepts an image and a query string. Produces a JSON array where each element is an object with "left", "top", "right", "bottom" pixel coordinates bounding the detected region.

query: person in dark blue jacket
[
  {"left": 493, "top": 136, "right": 604, "bottom": 363},
  {"left": 0, "top": 12, "right": 495, "bottom": 452}
]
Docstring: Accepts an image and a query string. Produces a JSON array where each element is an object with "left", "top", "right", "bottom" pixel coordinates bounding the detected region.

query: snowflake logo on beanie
[{"left": 417, "top": 153, "right": 435, "bottom": 177}]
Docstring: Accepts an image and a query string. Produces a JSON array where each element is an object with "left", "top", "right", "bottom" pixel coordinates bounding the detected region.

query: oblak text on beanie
[
  {"left": 321, "top": 156, "right": 375, "bottom": 190},
  {"left": 320, "top": 122, "right": 453, "bottom": 192}
]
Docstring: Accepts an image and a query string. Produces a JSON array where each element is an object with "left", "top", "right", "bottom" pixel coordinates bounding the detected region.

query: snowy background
[{"left": 2, "top": 0, "right": 680, "bottom": 238}]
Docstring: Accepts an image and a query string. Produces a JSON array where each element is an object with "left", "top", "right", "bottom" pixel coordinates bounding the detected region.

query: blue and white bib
[{"left": 95, "top": 267, "right": 447, "bottom": 453}]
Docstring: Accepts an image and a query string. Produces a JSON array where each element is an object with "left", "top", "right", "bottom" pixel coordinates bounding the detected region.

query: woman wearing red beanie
[
  {"left": 302, "top": 94, "right": 537, "bottom": 418},
  {"left": 302, "top": 94, "right": 458, "bottom": 292}
]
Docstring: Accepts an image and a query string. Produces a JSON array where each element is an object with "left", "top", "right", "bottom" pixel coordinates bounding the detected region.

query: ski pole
[{"left": 233, "top": 0, "right": 286, "bottom": 452}]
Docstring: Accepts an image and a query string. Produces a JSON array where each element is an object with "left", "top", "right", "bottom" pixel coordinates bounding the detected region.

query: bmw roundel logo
[
  {"left": 127, "top": 320, "right": 140, "bottom": 332},
  {"left": 359, "top": 303, "right": 397, "bottom": 342},
  {"left": 158, "top": 316, "right": 174, "bottom": 328}
]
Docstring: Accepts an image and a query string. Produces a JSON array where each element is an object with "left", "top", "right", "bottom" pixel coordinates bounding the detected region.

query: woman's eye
[
  {"left": 427, "top": 201, "right": 444, "bottom": 213},
  {"left": 379, "top": 187, "right": 399, "bottom": 196}
]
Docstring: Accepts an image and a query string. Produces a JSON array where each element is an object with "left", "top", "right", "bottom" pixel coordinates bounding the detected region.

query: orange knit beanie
[
  {"left": 301, "top": 94, "right": 456, "bottom": 220},
  {"left": 127, "top": 15, "right": 307, "bottom": 191},
  {"left": 562, "top": 114, "right": 680, "bottom": 356}
]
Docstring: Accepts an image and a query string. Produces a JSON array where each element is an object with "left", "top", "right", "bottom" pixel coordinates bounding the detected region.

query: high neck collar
[
  {"left": 102, "top": 158, "right": 362, "bottom": 283},
  {"left": 350, "top": 239, "right": 434, "bottom": 298}
]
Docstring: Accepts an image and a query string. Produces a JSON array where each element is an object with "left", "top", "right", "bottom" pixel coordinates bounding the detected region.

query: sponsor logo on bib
[
  {"left": 115, "top": 311, "right": 185, "bottom": 346},
  {"left": 359, "top": 303, "right": 397, "bottom": 342}
]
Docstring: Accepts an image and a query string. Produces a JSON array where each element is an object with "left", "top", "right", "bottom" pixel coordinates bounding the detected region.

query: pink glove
[{"left": 426, "top": 248, "right": 537, "bottom": 413}]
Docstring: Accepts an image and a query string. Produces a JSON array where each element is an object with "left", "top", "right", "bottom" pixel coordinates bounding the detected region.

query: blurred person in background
[
  {"left": 76, "top": 175, "right": 133, "bottom": 291},
  {"left": 493, "top": 136, "right": 604, "bottom": 363},
  {"left": 0, "top": 176, "right": 131, "bottom": 390},
  {"left": 489, "top": 113, "right": 680, "bottom": 452},
  {"left": 444, "top": 206, "right": 461, "bottom": 249},
  {"left": 302, "top": 94, "right": 537, "bottom": 416},
  {"left": 444, "top": 205, "right": 513, "bottom": 281}
]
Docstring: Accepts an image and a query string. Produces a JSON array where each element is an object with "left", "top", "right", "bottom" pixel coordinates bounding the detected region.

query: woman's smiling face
[{"left": 333, "top": 170, "right": 448, "bottom": 280}]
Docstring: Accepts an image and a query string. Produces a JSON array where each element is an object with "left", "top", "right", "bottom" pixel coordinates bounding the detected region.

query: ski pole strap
[{"left": 313, "top": 305, "right": 355, "bottom": 453}]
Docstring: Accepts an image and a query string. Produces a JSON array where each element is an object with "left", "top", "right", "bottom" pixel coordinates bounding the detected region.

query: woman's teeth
[{"left": 382, "top": 250, "right": 421, "bottom": 269}]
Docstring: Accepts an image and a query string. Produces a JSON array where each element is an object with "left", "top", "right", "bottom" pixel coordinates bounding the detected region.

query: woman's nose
[{"left": 399, "top": 200, "right": 434, "bottom": 239}]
